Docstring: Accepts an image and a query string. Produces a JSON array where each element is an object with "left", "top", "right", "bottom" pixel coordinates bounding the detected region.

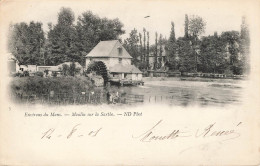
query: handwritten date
[{"left": 41, "top": 124, "right": 102, "bottom": 139}]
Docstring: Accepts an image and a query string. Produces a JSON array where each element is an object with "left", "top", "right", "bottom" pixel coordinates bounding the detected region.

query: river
[{"left": 108, "top": 77, "right": 246, "bottom": 107}]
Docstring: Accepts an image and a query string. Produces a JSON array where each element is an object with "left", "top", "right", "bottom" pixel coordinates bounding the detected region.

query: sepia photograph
[
  {"left": 0, "top": 0, "right": 260, "bottom": 165},
  {"left": 6, "top": 1, "right": 250, "bottom": 107}
]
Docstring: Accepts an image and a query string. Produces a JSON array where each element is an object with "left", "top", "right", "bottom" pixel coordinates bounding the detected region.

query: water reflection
[{"left": 111, "top": 78, "right": 245, "bottom": 107}]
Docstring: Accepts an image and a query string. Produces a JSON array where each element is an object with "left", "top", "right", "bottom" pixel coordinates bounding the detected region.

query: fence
[
  {"left": 12, "top": 91, "right": 106, "bottom": 105},
  {"left": 148, "top": 95, "right": 171, "bottom": 103},
  {"left": 123, "top": 94, "right": 144, "bottom": 104},
  {"left": 12, "top": 91, "right": 145, "bottom": 105}
]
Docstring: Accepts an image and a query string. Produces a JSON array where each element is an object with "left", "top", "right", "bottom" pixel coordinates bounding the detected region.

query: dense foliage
[
  {"left": 8, "top": 8, "right": 250, "bottom": 75},
  {"left": 8, "top": 7, "right": 125, "bottom": 66},
  {"left": 8, "top": 22, "right": 45, "bottom": 65},
  {"left": 123, "top": 15, "right": 249, "bottom": 75}
]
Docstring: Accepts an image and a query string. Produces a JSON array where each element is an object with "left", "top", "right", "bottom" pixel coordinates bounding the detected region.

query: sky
[{"left": 1, "top": 0, "right": 254, "bottom": 45}]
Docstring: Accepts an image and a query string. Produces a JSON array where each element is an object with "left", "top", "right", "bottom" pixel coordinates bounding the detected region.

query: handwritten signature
[
  {"left": 132, "top": 120, "right": 242, "bottom": 153},
  {"left": 41, "top": 124, "right": 102, "bottom": 139},
  {"left": 132, "top": 120, "right": 241, "bottom": 142}
]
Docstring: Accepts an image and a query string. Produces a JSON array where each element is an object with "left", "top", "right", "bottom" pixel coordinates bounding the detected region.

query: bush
[
  {"left": 15, "top": 72, "right": 21, "bottom": 77},
  {"left": 23, "top": 71, "right": 29, "bottom": 77},
  {"left": 51, "top": 71, "right": 57, "bottom": 77},
  {"left": 35, "top": 71, "right": 44, "bottom": 77},
  {"left": 44, "top": 69, "right": 49, "bottom": 76}
]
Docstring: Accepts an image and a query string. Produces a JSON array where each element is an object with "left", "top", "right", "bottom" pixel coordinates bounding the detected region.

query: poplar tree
[
  {"left": 143, "top": 28, "right": 146, "bottom": 63},
  {"left": 169, "top": 22, "right": 176, "bottom": 43},
  {"left": 184, "top": 14, "right": 189, "bottom": 38},
  {"left": 139, "top": 33, "right": 143, "bottom": 62},
  {"left": 146, "top": 31, "right": 150, "bottom": 69},
  {"left": 154, "top": 32, "right": 158, "bottom": 70},
  {"left": 167, "top": 22, "right": 177, "bottom": 70},
  {"left": 240, "top": 16, "right": 250, "bottom": 74},
  {"left": 159, "top": 34, "right": 163, "bottom": 68}
]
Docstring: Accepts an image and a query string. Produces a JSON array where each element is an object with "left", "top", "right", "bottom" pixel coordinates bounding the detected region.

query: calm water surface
[{"left": 111, "top": 78, "right": 246, "bottom": 107}]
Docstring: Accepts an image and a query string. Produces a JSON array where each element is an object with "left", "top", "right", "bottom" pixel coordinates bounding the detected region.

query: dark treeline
[
  {"left": 8, "top": 7, "right": 124, "bottom": 66},
  {"left": 123, "top": 15, "right": 250, "bottom": 75},
  {"left": 8, "top": 8, "right": 250, "bottom": 75}
]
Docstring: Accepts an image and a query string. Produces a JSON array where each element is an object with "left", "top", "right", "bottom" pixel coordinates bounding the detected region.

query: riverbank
[
  {"left": 10, "top": 76, "right": 95, "bottom": 101},
  {"left": 142, "top": 76, "right": 246, "bottom": 83}
]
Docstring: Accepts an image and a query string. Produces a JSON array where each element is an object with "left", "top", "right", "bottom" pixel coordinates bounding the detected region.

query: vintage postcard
[{"left": 0, "top": 0, "right": 260, "bottom": 165}]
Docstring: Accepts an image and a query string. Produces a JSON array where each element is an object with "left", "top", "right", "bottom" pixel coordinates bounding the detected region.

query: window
[
  {"left": 118, "top": 47, "right": 122, "bottom": 56},
  {"left": 119, "top": 58, "right": 122, "bottom": 64}
]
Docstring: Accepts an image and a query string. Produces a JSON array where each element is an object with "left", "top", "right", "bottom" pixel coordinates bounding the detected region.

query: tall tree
[
  {"left": 214, "top": 31, "right": 218, "bottom": 37},
  {"left": 158, "top": 34, "right": 163, "bottom": 68},
  {"left": 47, "top": 7, "right": 78, "bottom": 65},
  {"left": 143, "top": 28, "right": 146, "bottom": 63},
  {"left": 123, "top": 28, "right": 139, "bottom": 65},
  {"left": 146, "top": 31, "right": 150, "bottom": 69},
  {"left": 188, "top": 15, "right": 206, "bottom": 39},
  {"left": 184, "top": 14, "right": 189, "bottom": 38},
  {"left": 8, "top": 21, "right": 45, "bottom": 65},
  {"left": 177, "top": 37, "right": 195, "bottom": 73},
  {"left": 221, "top": 31, "right": 241, "bottom": 74},
  {"left": 75, "top": 11, "right": 125, "bottom": 64},
  {"left": 188, "top": 15, "right": 206, "bottom": 72},
  {"left": 58, "top": 7, "right": 75, "bottom": 26},
  {"left": 166, "top": 22, "right": 178, "bottom": 70},
  {"left": 154, "top": 32, "right": 158, "bottom": 70},
  {"left": 199, "top": 35, "right": 225, "bottom": 73},
  {"left": 240, "top": 16, "right": 250, "bottom": 74},
  {"left": 169, "top": 22, "right": 176, "bottom": 43},
  {"left": 139, "top": 33, "right": 143, "bottom": 62}
]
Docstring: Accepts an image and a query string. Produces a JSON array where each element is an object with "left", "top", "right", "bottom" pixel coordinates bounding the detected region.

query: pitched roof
[
  {"left": 86, "top": 40, "right": 132, "bottom": 59},
  {"left": 110, "top": 64, "right": 142, "bottom": 74}
]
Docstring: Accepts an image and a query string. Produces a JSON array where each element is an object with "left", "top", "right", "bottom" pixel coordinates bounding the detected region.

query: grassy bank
[{"left": 10, "top": 76, "right": 94, "bottom": 96}]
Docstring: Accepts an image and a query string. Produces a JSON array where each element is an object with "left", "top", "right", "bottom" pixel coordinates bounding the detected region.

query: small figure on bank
[
  {"left": 110, "top": 93, "right": 114, "bottom": 104},
  {"left": 106, "top": 91, "right": 111, "bottom": 104},
  {"left": 114, "top": 91, "right": 120, "bottom": 103}
]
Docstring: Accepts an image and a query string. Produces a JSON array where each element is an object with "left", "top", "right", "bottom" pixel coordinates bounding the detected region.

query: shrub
[
  {"left": 23, "top": 71, "right": 29, "bottom": 77},
  {"left": 44, "top": 69, "right": 49, "bottom": 76},
  {"left": 35, "top": 71, "right": 44, "bottom": 77},
  {"left": 51, "top": 71, "right": 57, "bottom": 77},
  {"left": 15, "top": 72, "right": 21, "bottom": 77}
]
